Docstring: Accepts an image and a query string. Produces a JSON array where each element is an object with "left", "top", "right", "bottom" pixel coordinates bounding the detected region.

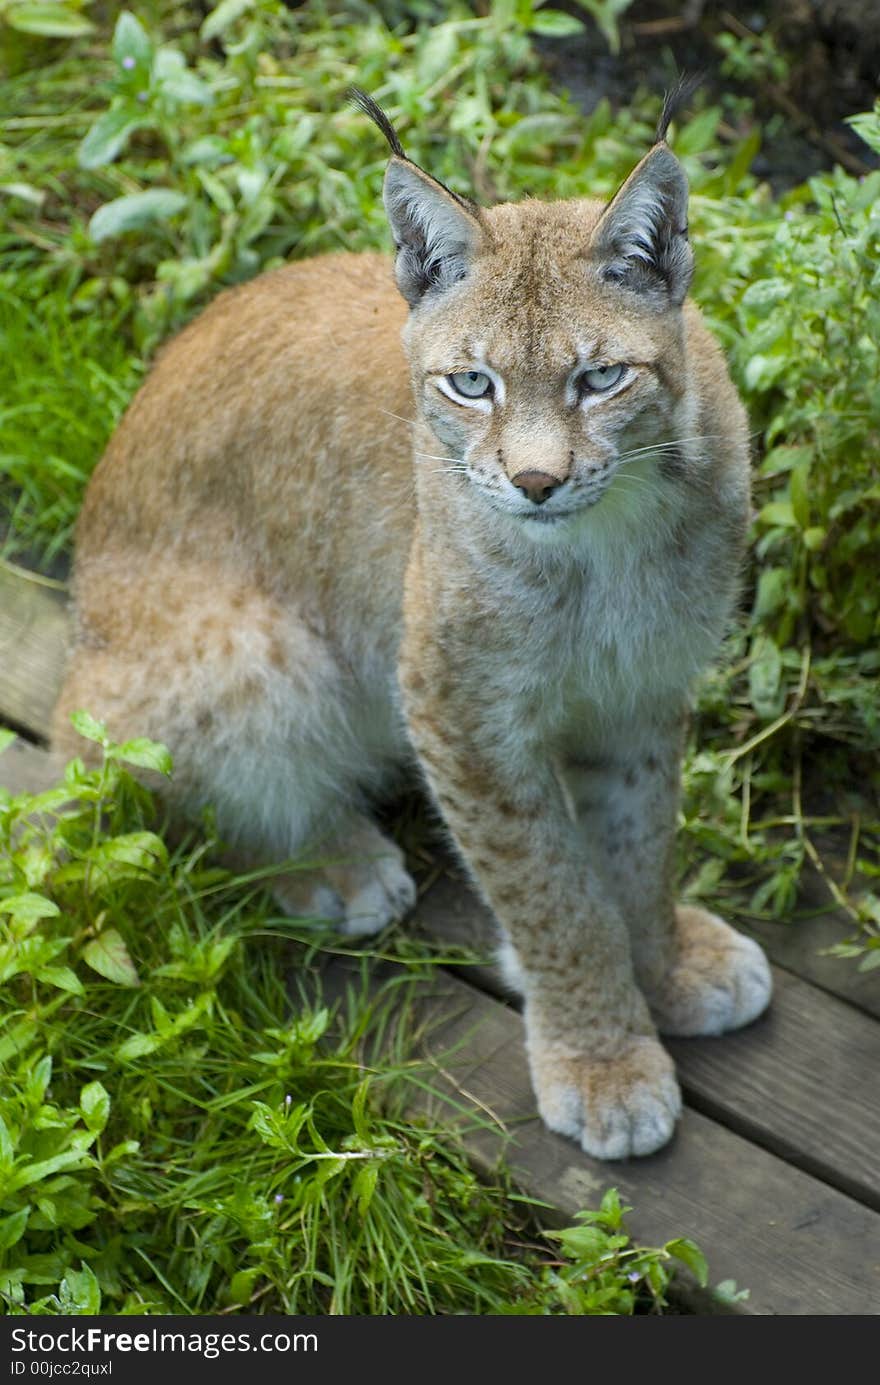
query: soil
[{"left": 536, "top": 0, "right": 880, "bottom": 188}]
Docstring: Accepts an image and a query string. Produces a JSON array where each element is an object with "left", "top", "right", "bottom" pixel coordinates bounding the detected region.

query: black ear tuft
[
  {"left": 655, "top": 71, "right": 702, "bottom": 144},
  {"left": 348, "top": 86, "right": 483, "bottom": 308},
  {"left": 347, "top": 86, "right": 406, "bottom": 159}
]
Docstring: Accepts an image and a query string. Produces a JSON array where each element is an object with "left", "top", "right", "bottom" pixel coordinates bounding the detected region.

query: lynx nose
[{"left": 510, "top": 470, "right": 562, "bottom": 505}]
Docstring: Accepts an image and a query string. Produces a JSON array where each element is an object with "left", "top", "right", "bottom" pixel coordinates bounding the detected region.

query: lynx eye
[
  {"left": 579, "top": 363, "right": 625, "bottom": 393},
  {"left": 447, "top": 370, "right": 493, "bottom": 400}
]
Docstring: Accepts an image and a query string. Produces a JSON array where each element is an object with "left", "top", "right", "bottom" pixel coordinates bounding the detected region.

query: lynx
[{"left": 53, "top": 89, "right": 772, "bottom": 1160}]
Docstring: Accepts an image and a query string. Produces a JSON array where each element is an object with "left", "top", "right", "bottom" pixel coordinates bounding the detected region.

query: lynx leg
[
  {"left": 401, "top": 666, "right": 681, "bottom": 1160},
  {"left": 565, "top": 728, "right": 772, "bottom": 1037},
  {"left": 53, "top": 566, "right": 412, "bottom": 932}
]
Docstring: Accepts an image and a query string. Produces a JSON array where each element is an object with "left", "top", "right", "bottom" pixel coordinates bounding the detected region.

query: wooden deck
[{"left": 1, "top": 562, "right": 879, "bottom": 1316}]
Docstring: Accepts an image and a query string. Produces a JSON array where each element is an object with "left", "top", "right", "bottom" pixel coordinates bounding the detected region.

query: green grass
[
  {"left": 0, "top": 723, "right": 708, "bottom": 1315},
  {"left": 0, "top": 278, "right": 142, "bottom": 561}
]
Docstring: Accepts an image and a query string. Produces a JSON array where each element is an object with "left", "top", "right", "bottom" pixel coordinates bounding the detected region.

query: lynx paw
[
  {"left": 650, "top": 906, "right": 772, "bottom": 1037},
  {"left": 337, "top": 851, "right": 417, "bottom": 938},
  {"left": 272, "top": 834, "right": 417, "bottom": 939},
  {"left": 528, "top": 1033, "right": 681, "bottom": 1160}
]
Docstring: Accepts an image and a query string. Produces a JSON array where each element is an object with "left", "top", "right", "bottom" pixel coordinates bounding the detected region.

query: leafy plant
[
  {"left": 0, "top": 722, "right": 705, "bottom": 1313},
  {"left": 0, "top": 0, "right": 93, "bottom": 41},
  {"left": 569, "top": 0, "right": 635, "bottom": 55},
  {"left": 538, "top": 1189, "right": 708, "bottom": 1314}
]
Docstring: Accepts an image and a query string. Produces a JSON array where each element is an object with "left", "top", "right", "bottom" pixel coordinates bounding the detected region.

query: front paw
[
  {"left": 650, "top": 905, "right": 772, "bottom": 1037},
  {"left": 527, "top": 1033, "right": 681, "bottom": 1160}
]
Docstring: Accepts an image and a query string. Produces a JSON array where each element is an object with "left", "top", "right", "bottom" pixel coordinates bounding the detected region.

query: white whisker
[
  {"left": 614, "top": 434, "right": 724, "bottom": 463},
  {"left": 414, "top": 449, "right": 467, "bottom": 465},
  {"left": 379, "top": 408, "right": 418, "bottom": 428}
]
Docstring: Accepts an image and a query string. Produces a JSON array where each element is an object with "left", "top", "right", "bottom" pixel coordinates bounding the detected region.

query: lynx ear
[
  {"left": 589, "top": 144, "right": 693, "bottom": 307},
  {"left": 383, "top": 157, "right": 483, "bottom": 307}
]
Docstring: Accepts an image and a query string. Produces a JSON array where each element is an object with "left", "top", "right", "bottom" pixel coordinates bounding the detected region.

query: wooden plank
[
  {"left": 749, "top": 903, "right": 880, "bottom": 1022},
  {"left": 0, "top": 735, "right": 61, "bottom": 795},
  {"left": 327, "top": 959, "right": 880, "bottom": 1315},
  {"left": 0, "top": 565, "right": 68, "bottom": 741},
  {"left": 414, "top": 870, "right": 880, "bottom": 1211}
]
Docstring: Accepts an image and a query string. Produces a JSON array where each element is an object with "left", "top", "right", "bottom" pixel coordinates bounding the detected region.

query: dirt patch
[{"left": 537, "top": 0, "right": 879, "bottom": 187}]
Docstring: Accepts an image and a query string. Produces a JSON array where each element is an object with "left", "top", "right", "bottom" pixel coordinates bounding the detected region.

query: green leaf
[
  {"left": 757, "top": 500, "right": 796, "bottom": 529},
  {"left": 112, "top": 10, "right": 152, "bottom": 68},
  {"left": 59, "top": 1263, "right": 101, "bottom": 1315},
  {"left": 81, "top": 929, "right": 140, "bottom": 987},
  {"left": 0, "top": 1207, "right": 29, "bottom": 1252},
  {"left": 415, "top": 24, "right": 457, "bottom": 84},
  {"left": 749, "top": 633, "right": 783, "bottom": 719},
  {"left": 195, "top": 167, "right": 234, "bottom": 213},
  {"left": 665, "top": 1237, "right": 708, "bottom": 1287},
  {"left": 0, "top": 728, "right": 15, "bottom": 756},
  {"left": 571, "top": 0, "right": 631, "bottom": 52},
  {"left": 7, "top": 1148, "right": 94, "bottom": 1194},
  {"left": 200, "top": 0, "right": 254, "bottom": 41},
  {"left": 741, "top": 277, "right": 791, "bottom": 312},
  {"left": 350, "top": 1079, "right": 371, "bottom": 1142},
  {"left": 789, "top": 460, "right": 811, "bottom": 530},
  {"left": 117, "top": 993, "right": 211, "bottom": 1059},
  {"left": 352, "top": 1162, "right": 379, "bottom": 1217},
  {"left": 88, "top": 830, "right": 168, "bottom": 875},
  {"left": 150, "top": 995, "right": 172, "bottom": 1036},
  {"left": 5, "top": 4, "right": 94, "bottom": 37},
  {"left": 112, "top": 737, "right": 173, "bottom": 776},
  {"left": 759, "top": 444, "right": 813, "bottom": 478},
  {"left": 89, "top": 189, "right": 188, "bottom": 243},
  {"left": 753, "top": 567, "right": 789, "bottom": 621},
  {"left": 713, "top": 1277, "right": 750, "bottom": 1305},
  {"left": 36, "top": 966, "right": 84, "bottom": 996},
  {"left": 0, "top": 181, "right": 44, "bottom": 206},
  {"left": 674, "top": 107, "right": 721, "bottom": 157},
  {"left": 0, "top": 1114, "right": 15, "bottom": 1167},
  {"left": 744, "top": 352, "right": 788, "bottom": 392},
  {"left": 847, "top": 109, "right": 880, "bottom": 156},
  {"left": 181, "top": 134, "right": 229, "bottom": 167},
  {"left": 17, "top": 1250, "right": 68, "bottom": 1285},
  {"left": 78, "top": 105, "right": 148, "bottom": 170},
  {"left": 529, "top": 10, "right": 585, "bottom": 37},
  {"left": 103, "top": 1138, "right": 139, "bottom": 1166},
  {"left": 153, "top": 51, "right": 213, "bottom": 108},
  {"left": 598, "top": 1186, "right": 627, "bottom": 1229},
  {"left": 116, "top": 1032, "right": 161, "bottom": 1060},
  {"left": 802, "top": 526, "right": 826, "bottom": 551},
  {"left": 0, "top": 893, "right": 60, "bottom": 927},
  {"left": 27, "top": 1055, "right": 52, "bottom": 1105},
  {"left": 80, "top": 1081, "right": 111, "bottom": 1133},
  {"left": 549, "top": 1223, "right": 608, "bottom": 1262},
  {"left": 228, "top": 1267, "right": 260, "bottom": 1305},
  {"left": 69, "top": 709, "right": 108, "bottom": 744},
  {"left": 249, "top": 1101, "right": 286, "bottom": 1149}
]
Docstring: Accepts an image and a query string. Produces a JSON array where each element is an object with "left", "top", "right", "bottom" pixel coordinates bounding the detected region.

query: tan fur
[{"left": 53, "top": 130, "right": 772, "bottom": 1159}]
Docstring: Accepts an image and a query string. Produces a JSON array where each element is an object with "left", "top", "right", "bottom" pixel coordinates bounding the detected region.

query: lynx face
[
  {"left": 406, "top": 203, "right": 693, "bottom": 538},
  {"left": 378, "top": 116, "right": 696, "bottom": 546}
]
